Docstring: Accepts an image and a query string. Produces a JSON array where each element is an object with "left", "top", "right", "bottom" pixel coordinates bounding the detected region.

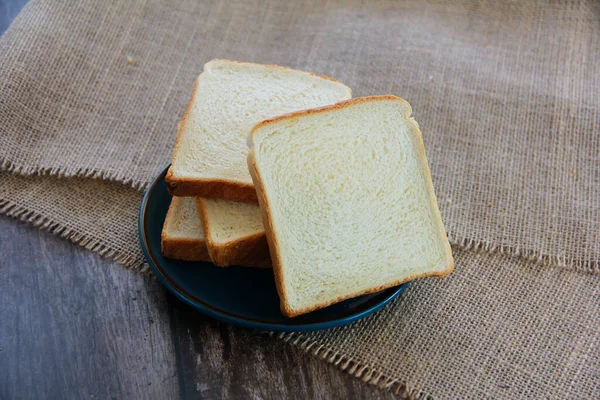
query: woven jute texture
[
  {"left": 1, "top": 0, "right": 598, "bottom": 271},
  {"left": 281, "top": 249, "right": 600, "bottom": 399},
  {"left": 1, "top": 0, "right": 599, "bottom": 398},
  {"left": 0, "top": 171, "right": 145, "bottom": 268}
]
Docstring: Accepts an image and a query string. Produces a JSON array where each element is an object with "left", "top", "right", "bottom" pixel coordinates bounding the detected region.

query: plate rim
[{"left": 138, "top": 164, "right": 408, "bottom": 332}]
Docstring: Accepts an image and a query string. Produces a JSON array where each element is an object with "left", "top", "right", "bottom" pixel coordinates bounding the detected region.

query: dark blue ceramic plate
[{"left": 139, "top": 164, "right": 408, "bottom": 332}]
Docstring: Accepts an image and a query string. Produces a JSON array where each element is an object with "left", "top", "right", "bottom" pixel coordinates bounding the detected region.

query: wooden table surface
[
  {"left": 0, "top": 4, "right": 400, "bottom": 398},
  {"left": 0, "top": 216, "right": 400, "bottom": 399}
]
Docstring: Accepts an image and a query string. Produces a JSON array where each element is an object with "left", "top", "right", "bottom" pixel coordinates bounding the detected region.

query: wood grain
[
  {"left": 0, "top": 216, "right": 400, "bottom": 399},
  {"left": 0, "top": 217, "right": 180, "bottom": 399},
  {"left": 169, "top": 299, "right": 398, "bottom": 400}
]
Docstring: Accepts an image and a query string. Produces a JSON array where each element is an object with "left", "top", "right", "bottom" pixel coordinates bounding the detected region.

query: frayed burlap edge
[
  {"left": 0, "top": 160, "right": 150, "bottom": 192},
  {"left": 274, "top": 332, "right": 432, "bottom": 400},
  {"left": 3, "top": 152, "right": 599, "bottom": 274},
  {"left": 0, "top": 198, "right": 151, "bottom": 274},
  {"left": 1, "top": 182, "right": 597, "bottom": 276},
  {"left": 447, "top": 233, "right": 599, "bottom": 275}
]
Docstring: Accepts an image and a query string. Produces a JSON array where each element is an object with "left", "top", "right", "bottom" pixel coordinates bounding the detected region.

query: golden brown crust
[
  {"left": 209, "top": 59, "right": 351, "bottom": 87},
  {"left": 167, "top": 75, "right": 201, "bottom": 184},
  {"left": 195, "top": 198, "right": 271, "bottom": 268},
  {"left": 248, "top": 95, "right": 454, "bottom": 318},
  {"left": 161, "top": 237, "right": 211, "bottom": 262},
  {"left": 165, "top": 72, "right": 259, "bottom": 203},
  {"left": 406, "top": 116, "right": 455, "bottom": 277},
  {"left": 166, "top": 175, "right": 259, "bottom": 203},
  {"left": 281, "top": 267, "right": 454, "bottom": 317},
  {"left": 250, "top": 95, "right": 408, "bottom": 137},
  {"left": 247, "top": 152, "right": 290, "bottom": 309},
  {"left": 161, "top": 197, "right": 211, "bottom": 262},
  {"left": 161, "top": 197, "right": 177, "bottom": 249},
  {"left": 211, "top": 232, "right": 271, "bottom": 268}
]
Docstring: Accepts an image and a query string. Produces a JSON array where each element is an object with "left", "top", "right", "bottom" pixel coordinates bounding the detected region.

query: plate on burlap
[{"left": 138, "top": 164, "right": 407, "bottom": 332}]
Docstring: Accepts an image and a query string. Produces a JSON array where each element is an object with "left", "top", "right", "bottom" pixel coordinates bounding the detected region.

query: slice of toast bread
[
  {"left": 166, "top": 59, "right": 351, "bottom": 202},
  {"left": 248, "top": 96, "right": 454, "bottom": 317}
]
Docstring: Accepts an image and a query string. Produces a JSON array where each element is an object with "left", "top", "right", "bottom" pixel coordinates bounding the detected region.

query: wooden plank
[
  {"left": 0, "top": 215, "right": 398, "bottom": 399},
  {"left": 0, "top": 217, "right": 180, "bottom": 399},
  {"left": 169, "top": 299, "right": 399, "bottom": 400}
]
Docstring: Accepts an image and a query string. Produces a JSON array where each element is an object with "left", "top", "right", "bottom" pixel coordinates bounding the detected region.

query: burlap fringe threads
[
  {"left": 447, "top": 233, "right": 599, "bottom": 275},
  {"left": 0, "top": 198, "right": 150, "bottom": 273},
  {"left": 277, "top": 332, "right": 434, "bottom": 400},
  {"left": 0, "top": 160, "right": 150, "bottom": 192}
]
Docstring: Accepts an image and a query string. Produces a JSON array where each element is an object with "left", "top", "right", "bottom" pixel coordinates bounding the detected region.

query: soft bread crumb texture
[
  {"left": 200, "top": 198, "right": 264, "bottom": 243},
  {"left": 164, "top": 196, "right": 204, "bottom": 239},
  {"left": 250, "top": 96, "right": 453, "bottom": 316},
  {"left": 170, "top": 60, "right": 352, "bottom": 186}
]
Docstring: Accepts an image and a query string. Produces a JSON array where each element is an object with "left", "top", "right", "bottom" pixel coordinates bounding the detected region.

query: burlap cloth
[{"left": 1, "top": 1, "right": 598, "bottom": 398}]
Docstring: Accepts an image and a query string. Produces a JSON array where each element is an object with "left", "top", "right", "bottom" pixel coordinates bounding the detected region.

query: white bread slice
[
  {"left": 196, "top": 198, "right": 270, "bottom": 268},
  {"left": 161, "top": 196, "right": 211, "bottom": 262},
  {"left": 166, "top": 59, "right": 352, "bottom": 202},
  {"left": 248, "top": 95, "right": 454, "bottom": 317}
]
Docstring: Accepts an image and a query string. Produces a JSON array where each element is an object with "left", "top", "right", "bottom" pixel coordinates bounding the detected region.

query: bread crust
[
  {"left": 195, "top": 198, "right": 271, "bottom": 268},
  {"left": 165, "top": 59, "right": 351, "bottom": 202},
  {"left": 208, "top": 59, "right": 349, "bottom": 86},
  {"left": 248, "top": 95, "right": 454, "bottom": 317},
  {"left": 164, "top": 72, "right": 257, "bottom": 202},
  {"left": 161, "top": 237, "right": 212, "bottom": 262},
  {"left": 160, "top": 198, "right": 211, "bottom": 262},
  {"left": 251, "top": 95, "right": 408, "bottom": 133},
  {"left": 166, "top": 175, "right": 258, "bottom": 203}
]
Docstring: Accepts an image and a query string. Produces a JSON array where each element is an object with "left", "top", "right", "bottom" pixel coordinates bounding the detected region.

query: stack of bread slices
[{"left": 161, "top": 59, "right": 453, "bottom": 317}]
